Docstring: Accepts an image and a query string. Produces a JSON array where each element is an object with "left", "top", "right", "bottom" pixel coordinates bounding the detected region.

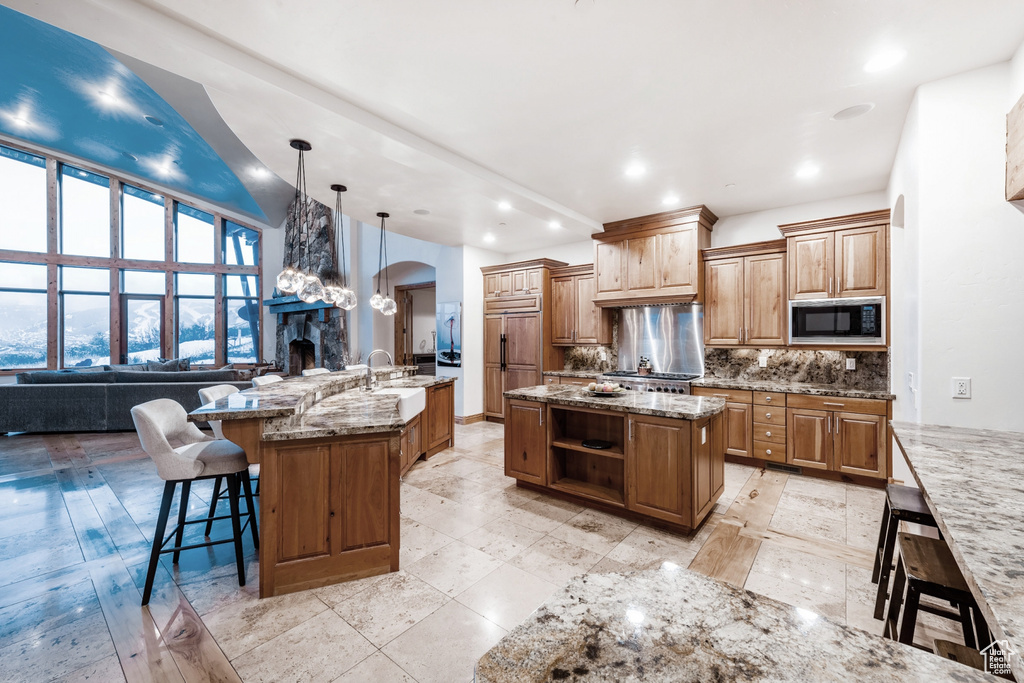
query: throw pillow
[{"left": 149, "top": 357, "right": 190, "bottom": 372}]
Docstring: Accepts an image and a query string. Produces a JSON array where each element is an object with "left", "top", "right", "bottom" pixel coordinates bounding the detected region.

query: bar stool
[
  {"left": 884, "top": 532, "right": 989, "bottom": 649},
  {"left": 872, "top": 484, "right": 939, "bottom": 620},
  {"left": 198, "top": 385, "right": 260, "bottom": 537},
  {"left": 131, "top": 399, "right": 259, "bottom": 606},
  {"left": 252, "top": 374, "right": 283, "bottom": 387}
]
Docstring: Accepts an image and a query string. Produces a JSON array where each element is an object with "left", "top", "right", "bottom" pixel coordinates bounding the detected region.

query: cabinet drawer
[
  {"left": 544, "top": 376, "right": 559, "bottom": 385},
  {"left": 787, "top": 394, "right": 887, "bottom": 416},
  {"left": 752, "top": 423, "right": 786, "bottom": 444},
  {"left": 753, "top": 391, "right": 786, "bottom": 406},
  {"left": 692, "top": 387, "right": 753, "bottom": 404},
  {"left": 484, "top": 295, "right": 541, "bottom": 314},
  {"left": 561, "top": 378, "right": 590, "bottom": 387},
  {"left": 753, "top": 442, "right": 786, "bottom": 463},
  {"left": 752, "top": 405, "right": 786, "bottom": 425}
]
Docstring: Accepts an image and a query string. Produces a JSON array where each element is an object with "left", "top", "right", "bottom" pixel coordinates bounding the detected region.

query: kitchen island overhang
[{"left": 503, "top": 384, "right": 727, "bottom": 533}]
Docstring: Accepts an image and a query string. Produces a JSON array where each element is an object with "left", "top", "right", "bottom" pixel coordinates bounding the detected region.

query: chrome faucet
[{"left": 364, "top": 349, "right": 394, "bottom": 390}]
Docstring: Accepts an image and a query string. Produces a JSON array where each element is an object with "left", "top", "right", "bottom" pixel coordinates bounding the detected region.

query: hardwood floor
[{"left": 0, "top": 424, "right": 964, "bottom": 682}]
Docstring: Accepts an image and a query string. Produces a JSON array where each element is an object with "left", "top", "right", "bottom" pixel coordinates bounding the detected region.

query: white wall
[
  {"left": 504, "top": 239, "right": 594, "bottom": 266},
  {"left": 261, "top": 222, "right": 285, "bottom": 363}
]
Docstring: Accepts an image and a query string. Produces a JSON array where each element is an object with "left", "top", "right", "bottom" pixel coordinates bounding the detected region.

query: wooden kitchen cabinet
[
  {"left": 425, "top": 382, "right": 454, "bottom": 453},
  {"left": 787, "top": 394, "right": 888, "bottom": 478},
  {"left": 787, "top": 408, "right": 831, "bottom": 470},
  {"left": 504, "top": 399, "right": 547, "bottom": 485},
  {"left": 592, "top": 205, "right": 717, "bottom": 307},
  {"left": 702, "top": 240, "right": 786, "bottom": 346},
  {"left": 779, "top": 210, "right": 889, "bottom": 301},
  {"left": 400, "top": 414, "right": 421, "bottom": 475},
  {"left": 691, "top": 387, "right": 752, "bottom": 459},
  {"left": 550, "top": 264, "right": 612, "bottom": 346},
  {"left": 626, "top": 414, "right": 690, "bottom": 526},
  {"left": 833, "top": 412, "right": 886, "bottom": 478}
]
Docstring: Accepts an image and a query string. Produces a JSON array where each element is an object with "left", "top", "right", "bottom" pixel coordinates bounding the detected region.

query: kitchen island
[
  {"left": 189, "top": 367, "right": 455, "bottom": 597},
  {"left": 502, "top": 385, "right": 726, "bottom": 532}
]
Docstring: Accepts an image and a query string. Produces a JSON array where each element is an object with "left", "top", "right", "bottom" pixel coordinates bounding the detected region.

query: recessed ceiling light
[
  {"left": 724, "top": 183, "right": 736, "bottom": 189},
  {"left": 97, "top": 90, "right": 118, "bottom": 106},
  {"left": 549, "top": 220, "right": 562, "bottom": 229},
  {"left": 662, "top": 194, "right": 680, "bottom": 206},
  {"left": 10, "top": 115, "right": 30, "bottom": 128},
  {"left": 795, "top": 162, "right": 820, "bottom": 180},
  {"left": 497, "top": 201, "right": 511, "bottom": 211},
  {"left": 864, "top": 48, "right": 905, "bottom": 73},
  {"left": 413, "top": 209, "right": 430, "bottom": 216},
  {"left": 144, "top": 116, "right": 164, "bottom": 127},
  {"left": 251, "top": 167, "right": 270, "bottom": 179},
  {"left": 831, "top": 103, "right": 875, "bottom": 121},
  {"left": 483, "top": 233, "right": 496, "bottom": 243},
  {"left": 624, "top": 162, "right": 646, "bottom": 178},
  {"left": 120, "top": 151, "right": 138, "bottom": 162}
]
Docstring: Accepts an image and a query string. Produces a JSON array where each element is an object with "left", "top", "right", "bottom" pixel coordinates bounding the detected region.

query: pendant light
[
  {"left": 276, "top": 139, "right": 311, "bottom": 294},
  {"left": 371, "top": 212, "right": 398, "bottom": 315},
  {"left": 328, "top": 184, "right": 357, "bottom": 310}
]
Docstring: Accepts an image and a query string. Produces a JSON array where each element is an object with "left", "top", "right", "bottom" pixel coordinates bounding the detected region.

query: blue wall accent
[{"left": 0, "top": 5, "right": 265, "bottom": 220}]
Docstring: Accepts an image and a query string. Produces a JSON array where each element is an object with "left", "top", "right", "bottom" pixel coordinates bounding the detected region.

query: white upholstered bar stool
[
  {"left": 252, "top": 374, "right": 283, "bottom": 387},
  {"left": 197, "top": 384, "right": 259, "bottom": 537},
  {"left": 131, "top": 399, "right": 258, "bottom": 605},
  {"left": 301, "top": 368, "right": 330, "bottom": 376}
]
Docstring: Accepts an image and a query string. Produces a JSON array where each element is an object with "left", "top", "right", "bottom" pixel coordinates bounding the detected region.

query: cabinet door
[
  {"left": 336, "top": 441, "right": 391, "bottom": 551},
  {"left": 658, "top": 225, "right": 698, "bottom": 293},
  {"left": 497, "top": 272, "right": 513, "bottom": 297},
  {"left": 551, "top": 276, "right": 576, "bottom": 345},
  {"left": 744, "top": 253, "right": 787, "bottom": 345},
  {"left": 722, "top": 402, "right": 752, "bottom": 457},
  {"left": 484, "top": 273, "right": 500, "bottom": 298},
  {"left": 574, "top": 273, "right": 610, "bottom": 344},
  {"left": 836, "top": 225, "right": 885, "bottom": 298},
  {"left": 504, "top": 400, "right": 547, "bottom": 484},
  {"left": 626, "top": 236, "right": 659, "bottom": 293},
  {"left": 484, "top": 315, "right": 504, "bottom": 417},
  {"left": 505, "top": 313, "right": 541, "bottom": 372},
  {"left": 833, "top": 412, "right": 886, "bottom": 478},
  {"left": 595, "top": 241, "right": 625, "bottom": 297},
  {"left": 705, "top": 258, "right": 744, "bottom": 345},
  {"left": 511, "top": 269, "right": 528, "bottom": 295},
  {"left": 787, "top": 408, "right": 831, "bottom": 470},
  {"left": 626, "top": 415, "right": 690, "bottom": 525},
  {"left": 526, "top": 268, "right": 544, "bottom": 294},
  {"left": 789, "top": 233, "right": 834, "bottom": 300},
  {"left": 426, "top": 384, "right": 453, "bottom": 450}
]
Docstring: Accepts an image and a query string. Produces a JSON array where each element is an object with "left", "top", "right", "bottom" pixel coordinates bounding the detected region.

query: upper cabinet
[
  {"left": 592, "top": 205, "right": 717, "bottom": 307},
  {"left": 779, "top": 210, "right": 889, "bottom": 300},
  {"left": 484, "top": 261, "right": 558, "bottom": 300},
  {"left": 702, "top": 240, "right": 787, "bottom": 346},
  {"left": 550, "top": 264, "right": 612, "bottom": 346}
]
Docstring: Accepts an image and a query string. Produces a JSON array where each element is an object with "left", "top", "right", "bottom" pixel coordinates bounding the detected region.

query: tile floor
[{"left": 0, "top": 422, "right": 964, "bottom": 682}]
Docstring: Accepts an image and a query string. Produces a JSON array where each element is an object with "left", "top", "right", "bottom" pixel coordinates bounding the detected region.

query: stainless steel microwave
[{"left": 789, "top": 297, "right": 885, "bottom": 345}]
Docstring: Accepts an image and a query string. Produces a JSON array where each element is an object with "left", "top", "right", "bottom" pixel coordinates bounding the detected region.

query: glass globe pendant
[
  {"left": 297, "top": 274, "right": 324, "bottom": 303},
  {"left": 276, "top": 266, "right": 302, "bottom": 294},
  {"left": 336, "top": 287, "right": 357, "bottom": 311},
  {"left": 321, "top": 284, "right": 341, "bottom": 305},
  {"left": 371, "top": 212, "right": 395, "bottom": 315},
  {"left": 381, "top": 296, "right": 397, "bottom": 316},
  {"left": 369, "top": 291, "right": 385, "bottom": 310}
]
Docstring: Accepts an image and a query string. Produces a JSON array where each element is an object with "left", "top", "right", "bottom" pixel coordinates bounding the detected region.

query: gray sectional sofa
[{"left": 0, "top": 366, "right": 252, "bottom": 433}]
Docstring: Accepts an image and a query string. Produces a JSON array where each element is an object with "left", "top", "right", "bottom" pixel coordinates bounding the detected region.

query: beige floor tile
[
  {"left": 462, "top": 484, "right": 540, "bottom": 516},
  {"left": 312, "top": 571, "right": 390, "bottom": 609},
  {"left": 509, "top": 535, "right": 602, "bottom": 585},
  {"left": 460, "top": 519, "right": 545, "bottom": 562},
  {"left": 782, "top": 476, "right": 848, "bottom": 505},
  {"left": 417, "top": 475, "right": 493, "bottom": 504},
  {"left": 382, "top": 600, "right": 505, "bottom": 683},
  {"left": 455, "top": 563, "right": 559, "bottom": 631},
  {"left": 605, "top": 525, "right": 702, "bottom": 570},
  {"left": 546, "top": 508, "right": 638, "bottom": 555},
  {"left": 749, "top": 542, "right": 846, "bottom": 597},
  {"left": 846, "top": 483, "right": 886, "bottom": 511},
  {"left": 460, "top": 465, "right": 512, "bottom": 490},
  {"left": 500, "top": 496, "right": 582, "bottom": 533},
  {"left": 202, "top": 588, "right": 328, "bottom": 659},
  {"left": 177, "top": 561, "right": 261, "bottom": 616},
  {"left": 744, "top": 570, "right": 846, "bottom": 622},
  {"left": 424, "top": 457, "right": 490, "bottom": 479},
  {"left": 397, "top": 518, "right": 455, "bottom": 566},
  {"left": 332, "top": 652, "right": 415, "bottom": 683},
  {"left": 232, "top": 609, "right": 376, "bottom": 683},
  {"left": 405, "top": 540, "right": 504, "bottom": 597},
  {"left": 846, "top": 564, "right": 885, "bottom": 636},
  {"left": 400, "top": 486, "right": 455, "bottom": 522},
  {"left": 847, "top": 504, "right": 883, "bottom": 551},
  {"left": 0, "top": 576, "right": 100, "bottom": 646},
  {"left": 55, "top": 654, "right": 126, "bottom": 683},
  {"left": 333, "top": 570, "right": 448, "bottom": 648},
  {"left": 588, "top": 556, "right": 637, "bottom": 574},
  {"left": 417, "top": 500, "right": 497, "bottom": 539},
  {"left": 770, "top": 502, "right": 847, "bottom": 545},
  {"left": 0, "top": 608, "right": 115, "bottom": 682}
]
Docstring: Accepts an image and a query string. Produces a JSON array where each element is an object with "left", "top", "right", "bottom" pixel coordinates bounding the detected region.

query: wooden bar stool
[
  {"left": 872, "top": 484, "right": 939, "bottom": 619},
  {"left": 884, "top": 532, "right": 989, "bottom": 650}
]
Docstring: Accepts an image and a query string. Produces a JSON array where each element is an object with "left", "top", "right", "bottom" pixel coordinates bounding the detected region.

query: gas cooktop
[{"left": 601, "top": 371, "right": 700, "bottom": 381}]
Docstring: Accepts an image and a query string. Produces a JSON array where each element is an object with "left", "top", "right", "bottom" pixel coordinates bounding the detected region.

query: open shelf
[
  {"left": 550, "top": 477, "right": 624, "bottom": 506},
  {"left": 550, "top": 437, "right": 624, "bottom": 460}
]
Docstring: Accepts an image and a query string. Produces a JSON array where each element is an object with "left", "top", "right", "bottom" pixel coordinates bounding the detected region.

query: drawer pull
[
  {"left": 765, "top": 413, "right": 771, "bottom": 419},
  {"left": 824, "top": 402, "right": 844, "bottom": 407},
  {"left": 713, "top": 394, "right": 731, "bottom": 398},
  {"left": 765, "top": 431, "right": 772, "bottom": 438},
  {"left": 766, "top": 449, "right": 772, "bottom": 456},
  {"left": 764, "top": 396, "right": 772, "bottom": 402}
]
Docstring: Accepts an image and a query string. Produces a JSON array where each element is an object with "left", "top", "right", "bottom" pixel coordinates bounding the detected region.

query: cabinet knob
[
  {"left": 766, "top": 449, "right": 772, "bottom": 456},
  {"left": 766, "top": 431, "right": 772, "bottom": 438},
  {"left": 765, "top": 396, "right": 772, "bottom": 402},
  {"left": 765, "top": 412, "right": 772, "bottom": 419}
]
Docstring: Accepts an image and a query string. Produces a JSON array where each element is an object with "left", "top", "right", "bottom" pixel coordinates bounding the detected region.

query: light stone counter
[
  {"left": 476, "top": 567, "right": 998, "bottom": 682},
  {"left": 690, "top": 376, "right": 894, "bottom": 400},
  {"left": 504, "top": 384, "right": 725, "bottom": 421},
  {"left": 892, "top": 421, "right": 1024, "bottom": 680}
]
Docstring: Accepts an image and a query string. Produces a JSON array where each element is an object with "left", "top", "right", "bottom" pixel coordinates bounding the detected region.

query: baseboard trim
[{"left": 455, "top": 413, "right": 485, "bottom": 425}]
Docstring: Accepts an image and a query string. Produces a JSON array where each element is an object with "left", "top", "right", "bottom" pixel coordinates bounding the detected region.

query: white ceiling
[{"left": 9, "top": 0, "right": 1024, "bottom": 249}]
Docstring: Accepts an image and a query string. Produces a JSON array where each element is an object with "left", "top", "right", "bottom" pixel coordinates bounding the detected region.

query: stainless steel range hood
[{"left": 617, "top": 304, "right": 704, "bottom": 376}]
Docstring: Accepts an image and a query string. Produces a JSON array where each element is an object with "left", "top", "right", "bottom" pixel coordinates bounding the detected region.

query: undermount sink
[{"left": 374, "top": 387, "right": 426, "bottom": 422}]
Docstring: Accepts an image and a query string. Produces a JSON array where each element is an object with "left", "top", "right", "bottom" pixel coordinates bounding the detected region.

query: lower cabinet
[
  {"left": 788, "top": 409, "right": 831, "bottom": 470},
  {"left": 833, "top": 412, "right": 886, "bottom": 478},
  {"left": 692, "top": 388, "right": 751, "bottom": 458},
  {"left": 504, "top": 399, "right": 547, "bottom": 485},
  {"left": 399, "top": 414, "right": 421, "bottom": 475},
  {"left": 399, "top": 381, "right": 455, "bottom": 477},
  {"left": 786, "top": 395, "right": 888, "bottom": 478}
]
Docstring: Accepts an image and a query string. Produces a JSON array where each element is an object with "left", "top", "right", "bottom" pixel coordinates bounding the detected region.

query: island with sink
[{"left": 189, "top": 366, "right": 455, "bottom": 597}]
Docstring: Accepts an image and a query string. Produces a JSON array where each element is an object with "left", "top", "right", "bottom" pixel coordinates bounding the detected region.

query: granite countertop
[
  {"left": 892, "top": 421, "right": 1024, "bottom": 680},
  {"left": 504, "top": 384, "right": 725, "bottom": 421},
  {"left": 690, "top": 376, "right": 895, "bottom": 400},
  {"left": 476, "top": 567, "right": 998, "bottom": 682},
  {"left": 189, "top": 366, "right": 422, "bottom": 421},
  {"left": 543, "top": 370, "right": 606, "bottom": 379}
]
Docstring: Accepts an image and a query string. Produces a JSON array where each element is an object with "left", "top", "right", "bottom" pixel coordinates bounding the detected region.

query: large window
[
  {"left": 61, "top": 166, "right": 110, "bottom": 257},
  {"left": 0, "top": 263, "right": 47, "bottom": 369},
  {"left": 176, "top": 203, "right": 214, "bottom": 264},
  {"left": 225, "top": 275, "right": 259, "bottom": 363},
  {"left": 122, "top": 185, "right": 165, "bottom": 261},
  {"left": 176, "top": 274, "right": 216, "bottom": 365},
  {"left": 224, "top": 220, "right": 259, "bottom": 266},
  {"left": 0, "top": 145, "right": 46, "bottom": 253},
  {"left": 61, "top": 267, "right": 110, "bottom": 368}
]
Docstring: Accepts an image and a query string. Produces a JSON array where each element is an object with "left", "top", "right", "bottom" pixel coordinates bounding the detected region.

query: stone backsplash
[{"left": 703, "top": 348, "right": 889, "bottom": 391}]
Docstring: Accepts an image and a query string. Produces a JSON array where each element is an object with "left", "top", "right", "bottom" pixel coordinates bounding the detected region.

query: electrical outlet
[
  {"left": 907, "top": 372, "right": 914, "bottom": 387},
  {"left": 846, "top": 358, "right": 856, "bottom": 371},
  {"left": 758, "top": 355, "right": 768, "bottom": 368},
  {"left": 952, "top": 377, "right": 971, "bottom": 399}
]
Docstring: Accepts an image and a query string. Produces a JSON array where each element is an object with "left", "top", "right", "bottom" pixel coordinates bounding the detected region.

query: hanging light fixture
[
  {"left": 276, "top": 140, "right": 310, "bottom": 294},
  {"left": 328, "top": 184, "right": 357, "bottom": 310},
  {"left": 371, "top": 212, "right": 397, "bottom": 315}
]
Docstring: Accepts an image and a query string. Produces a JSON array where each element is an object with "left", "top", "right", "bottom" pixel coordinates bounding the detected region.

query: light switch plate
[
  {"left": 758, "top": 356, "right": 768, "bottom": 368},
  {"left": 846, "top": 358, "right": 856, "bottom": 370}
]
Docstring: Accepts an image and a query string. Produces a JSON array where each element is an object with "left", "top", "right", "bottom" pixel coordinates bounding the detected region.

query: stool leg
[
  {"left": 898, "top": 584, "right": 921, "bottom": 646},
  {"left": 241, "top": 472, "right": 259, "bottom": 549},
  {"left": 254, "top": 473, "right": 260, "bottom": 497},
  {"left": 871, "top": 499, "right": 892, "bottom": 584},
  {"left": 172, "top": 481, "right": 192, "bottom": 564},
  {"left": 885, "top": 555, "right": 908, "bottom": 640},
  {"left": 958, "top": 603, "right": 977, "bottom": 649},
  {"left": 874, "top": 512, "right": 899, "bottom": 620},
  {"left": 227, "top": 473, "right": 246, "bottom": 587},
  {"left": 143, "top": 481, "right": 176, "bottom": 606},
  {"left": 205, "top": 476, "right": 222, "bottom": 537}
]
